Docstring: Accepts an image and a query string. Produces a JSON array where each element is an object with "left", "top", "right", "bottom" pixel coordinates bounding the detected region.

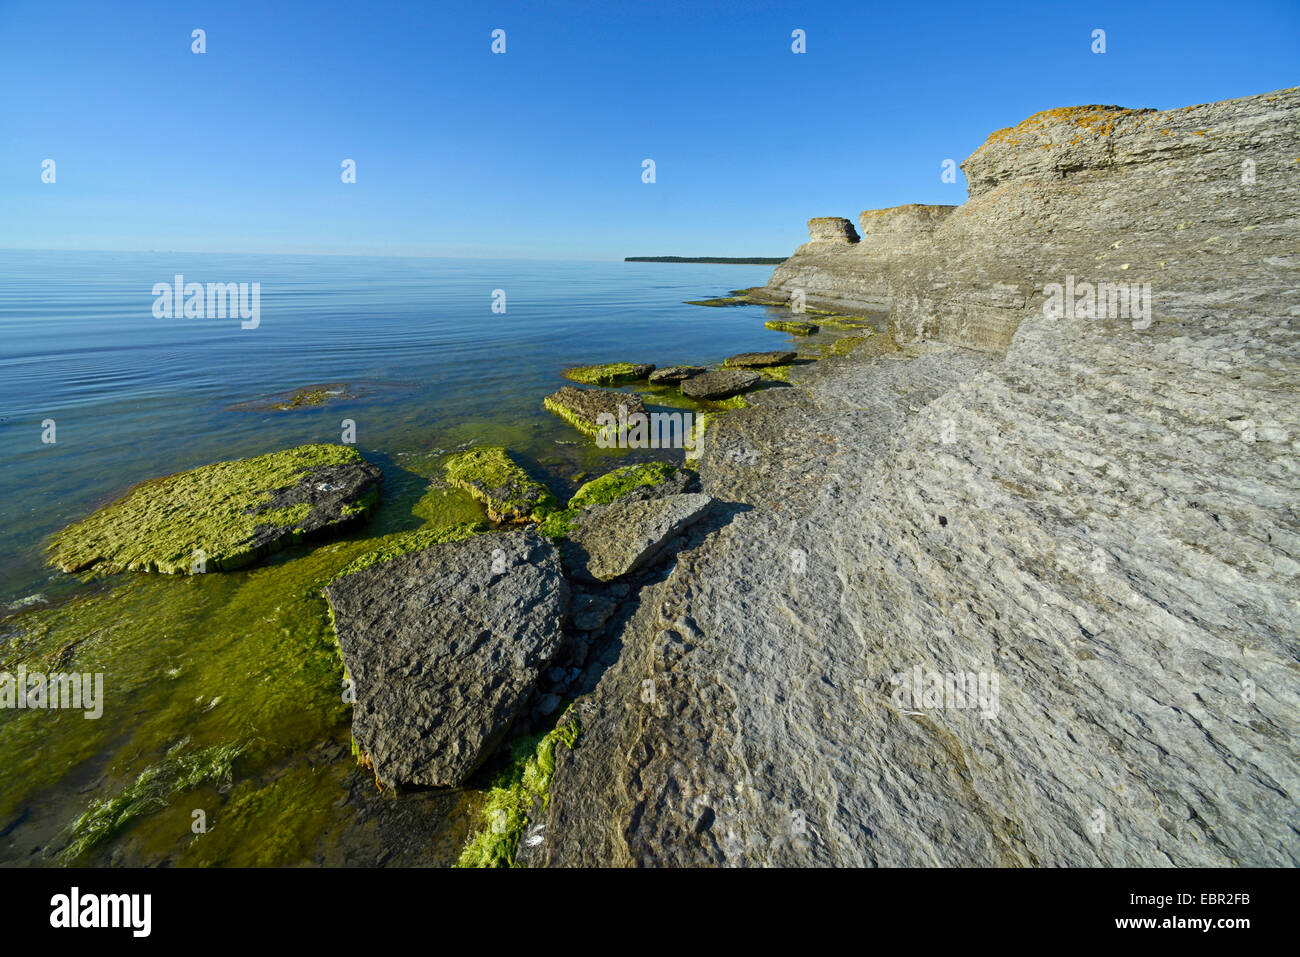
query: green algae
[
  {"left": 59, "top": 739, "right": 247, "bottom": 863},
  {"left": 271, "top": 384, "right": 355, "bottom": 410},
  {"left": 46, "top": 444, "right": 375, "bottom": 576},
  {"left": 167, "top": 761, "right": 341, "bottom": 866},
  {"left": 454, "top": 713, "right": 582, "bottom": 868},
  {"left": 443, "top": 447, "right": 558, "bottom": 522},
  {"left": 560, "top": 363, "right": 652, "bottom": 386},
  {"left": 764, "top": 320, "right": 818, "bottom": 336},
  {"left": 568, "top": 462, "right": 681, "bottom": 509}
]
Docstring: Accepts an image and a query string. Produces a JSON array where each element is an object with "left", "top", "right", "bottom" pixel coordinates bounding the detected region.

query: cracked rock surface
[
  {"left": 529, "top": 88, "right": 1300, "bottom": 867},
  {"left": 326, "top": 531, "right": 567, "bottom": 789}
]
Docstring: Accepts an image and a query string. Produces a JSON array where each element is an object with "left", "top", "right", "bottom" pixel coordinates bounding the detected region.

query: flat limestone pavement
[
  {"left": 529, "top": 88, "right": 1300, "bottom": 867},
  {"left": 325, "top": 530, "right": 567, "bottom": 789}
]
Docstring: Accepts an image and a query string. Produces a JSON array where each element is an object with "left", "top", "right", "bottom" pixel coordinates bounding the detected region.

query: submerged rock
[
  {"left": 443, "top": 447, "right": 557, "bottom": 523},
  {"left": 566, "top": 493, "right": 713, "bottom": 581},
  {"left": 325, "top": 530, "right": 567, "bottom": 788},
  {"left": 679, "top": 369, "right": 760, "bottom": 399},
  {"left": 47, "top": 444, "right": 382, "bottom": 575},
  {"left": 561, "top": 363, "right": 654, "bottom": 385},
  {"left": 723, "top": 351, "right": 798, "bottom": 368},
  {"left": 683, "top": 297, "right": 750, "bottom": 307},
  {"left": 648, "top": 366, "right": 705, "bottom": 384},
  {"left": 544, "top": 385, "right": 647, "bottom": 441},
  {"left": 228, "top": 383, "right": 360, "bottom": 412}
]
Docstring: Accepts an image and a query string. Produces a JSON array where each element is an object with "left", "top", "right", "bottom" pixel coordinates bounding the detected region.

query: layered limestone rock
[
  {"left": 530, "top": 88, "right": 1300, "bottom": 867},
  {"left": 765, "top": 88, "right": 1300, "bottom": 353},
  {"left": 807, "top": 216, "right": 860, "bottom": 244}
]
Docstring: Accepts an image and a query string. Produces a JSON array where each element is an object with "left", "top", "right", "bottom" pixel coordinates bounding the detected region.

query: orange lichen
[
  {"left": 859, "top": 203, "right": 954, "bottom": 218},
  {"left": 974, "top": 105, "right": 1144, "bottom": 154}
]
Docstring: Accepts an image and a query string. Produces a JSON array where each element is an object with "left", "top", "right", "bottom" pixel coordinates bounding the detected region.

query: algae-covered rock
[
  {"left": 325, "top": 531, "right": 567, "bottom": 788},
  {"left": 47, "top": 444, "right": 382, "bottom": 575},
  {"left": 648, "top": 366, "right": 705, "bottom": 384},
  {"left": 561, "top": 363, "right": 654, "bottom": 385},
  {"left": 683, "top": 297, "right": 750, "bottom": 307},
  {"left": 569, "top": 462, "right": 696, "bottom": 509},
  {"left": 723, "top": 351, "right": 797, "bottom": 368},
  {"left": 764, "top": 320, "right": 818, "bottom": 336},
  {"left": 680, "top": 369, "right": 760, "bottom": 399},
  {"left": 444, "top": 447, "right": 557, "bottom": 523},
  {"left": 544, "top": 385, "right": 647, "bottom": 441}
]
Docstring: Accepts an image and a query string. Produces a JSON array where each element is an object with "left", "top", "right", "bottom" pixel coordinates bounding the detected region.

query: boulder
[
  {"left": 764, "top": 320, "right": 818, "bottom": 336},
  {"left": 443, "top": 447, "right": 557, "bottom": 522},
  {"left": 47, "top": 444, "right": 382, "bottom": 575},
  {"left": 561, "top": 363, "right": 654, "bottom": 385},
  {"left": 679, "top": 369, "right": 760, "bottom": 400},
  {"left": 325, "top": 530, "right": 567, "bottom": 788},
  {"left": 723, "top": 351, "right": 798, "bottom": 368},
  {"left": 544, "top": 385, "right": 647, "bottom": 440},
  {"left": 649, "top": 366, "right": 705, "bottom": 384},
  {"left": 569, "top": 463, "right": 697, "bottom": 508}
]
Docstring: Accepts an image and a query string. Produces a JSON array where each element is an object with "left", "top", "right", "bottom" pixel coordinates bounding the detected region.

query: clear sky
[{"left": 2, "top": 0, "right": 1297, "bottom": 260}]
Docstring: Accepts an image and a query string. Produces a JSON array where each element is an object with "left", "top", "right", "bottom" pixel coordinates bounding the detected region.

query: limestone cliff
[{"left": 531, "top": 88, "right": 1300, "bottom": 867}]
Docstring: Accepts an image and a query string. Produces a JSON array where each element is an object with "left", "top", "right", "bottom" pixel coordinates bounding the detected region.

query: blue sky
[{"left": 2, "top": 0, "right": 1297, "bottom": 259}]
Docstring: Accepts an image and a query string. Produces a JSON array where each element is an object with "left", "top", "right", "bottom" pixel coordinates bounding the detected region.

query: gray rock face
[
  {"left": 680, "top": 369, "right": 760, "bottom": 399},
  {"left": 324, "top": 531, "right": 567, "bottom": 788},
  {"left": 566, "top": 493, "right": 713, "bottom": 581},
  {"left": 766, "top": 89, "right": 1300, "bottom": 353},
  {"left": 531, "top": 88, "right": 1300, "bottom": 867},
  {"left": 724, "top": 351, "right": 797, "bottom": 368},
  {"left": 649, "top": 366, "right": 705, "bottom": 384}
]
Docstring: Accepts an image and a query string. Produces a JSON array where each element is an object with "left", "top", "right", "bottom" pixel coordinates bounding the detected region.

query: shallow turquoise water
[{"left": 0, "top": 252, "right": 788, "bottom": 605}]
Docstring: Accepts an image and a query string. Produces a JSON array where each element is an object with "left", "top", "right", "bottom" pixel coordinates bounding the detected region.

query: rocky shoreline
[
  {"left": 525, "top": 86, "right": 1300, "bottom": 866},
  {"left": 31, "top": 86, "right": 1300, "bottom": 867}
]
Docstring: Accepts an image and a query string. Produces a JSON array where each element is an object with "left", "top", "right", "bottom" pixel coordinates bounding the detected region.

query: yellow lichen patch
[{"left": 974, "top": 105, "right": 1142, "bottom": 153}]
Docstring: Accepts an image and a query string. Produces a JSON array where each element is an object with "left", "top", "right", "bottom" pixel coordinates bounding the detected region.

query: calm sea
[{"left": 0, "top": 251, "right": 789, "bottom": 605}]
